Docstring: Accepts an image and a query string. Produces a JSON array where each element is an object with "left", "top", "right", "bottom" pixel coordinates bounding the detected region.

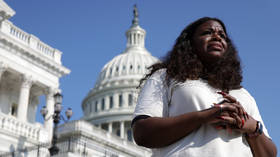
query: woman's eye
[
  {"left": 220, "top": 33, "right": 226, "bottom": 39},
  {"left": 202, "top": 31, "right": 211, "bottom": 35}
]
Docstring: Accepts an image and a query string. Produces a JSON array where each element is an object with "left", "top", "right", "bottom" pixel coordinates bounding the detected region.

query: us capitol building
[{"left": 0, "top": 0, "right": 157, "bottom": 156}]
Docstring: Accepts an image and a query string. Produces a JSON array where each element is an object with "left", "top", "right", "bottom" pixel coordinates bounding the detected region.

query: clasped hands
[{"left": 208, "top": 91, "right": 257, "bottom": 134}]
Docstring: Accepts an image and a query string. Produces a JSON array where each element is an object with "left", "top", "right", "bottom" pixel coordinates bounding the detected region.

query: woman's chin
[
  {"left": 208, "top": 50, "right": 225, "bottom": 57},
  {"left": 202, "top": 51, "right": 225, "bottom": 64}
]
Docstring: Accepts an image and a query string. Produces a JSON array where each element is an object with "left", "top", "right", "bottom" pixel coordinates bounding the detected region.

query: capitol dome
[{"left": 82, "top": 5, "right": 158, "bottom": 141}]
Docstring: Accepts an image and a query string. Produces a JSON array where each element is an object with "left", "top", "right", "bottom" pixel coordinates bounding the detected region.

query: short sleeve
[
  {"left": 241, "top": 89, "right": 271, "bottom": 138},
  {"left": 133, "top": 73, "right": 167, "bottom": 118}
]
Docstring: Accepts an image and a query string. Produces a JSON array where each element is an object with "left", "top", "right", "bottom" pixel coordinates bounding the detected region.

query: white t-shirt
[{"left": 134, "top": 69, "right": 270, "bottom": 157}]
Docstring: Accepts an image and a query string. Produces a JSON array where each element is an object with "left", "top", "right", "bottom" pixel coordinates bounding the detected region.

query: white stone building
[
  {"left": 0, "top": 1, "right": 156, "bottom": 156},
  {"left": 0, "top": 0, "right": 70, "bottom": 156}
]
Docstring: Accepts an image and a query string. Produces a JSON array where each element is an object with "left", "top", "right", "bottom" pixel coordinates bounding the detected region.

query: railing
[
  {"left": 37, "top": 40, "right": 54, "bottom": 57},
  {"left": 0, "top": 142, "right": 50, "bottom": 157},
  {"left": 58, "top": 120, "right": 151, "bottom": 157},
  {"left": 9, "top": 25, "right": 30, "bottom": 44},
  {"left": 0, "top": 120, "right": 150, "bottom": 157},
  {"left": 57, "top": 137, "right": 120, "bottom": 157},
  {"left": 0, "top": 20, "right": 61, "bottom": 64},
  {"left": 0, "top": 113, "right": 48, "bottom": 143},
  {"left": 0, "top": 137, "right": 119, "bottom": 157}
]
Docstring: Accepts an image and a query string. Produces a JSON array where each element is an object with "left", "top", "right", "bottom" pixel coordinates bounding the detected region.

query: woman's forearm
[
  {"left": 246, "top": 134, "right": 277, "bottom": 157},
  {"left": 132, "top": 107, "right": 219, "bottom": 148}
]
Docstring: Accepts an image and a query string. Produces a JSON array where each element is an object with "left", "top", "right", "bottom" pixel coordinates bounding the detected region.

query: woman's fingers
[
  {"left": 231, "top": 112, "right": 243, "bottom": 129},
  {"left": 217, "top": 91, "right": 237, "bottom": 103},
  {"left": 219, "top": 115, "right": 236, "bottom": 126},
  {"left": 214, "top": 103, "right": 238, "bottom": 114},
  {"left": 229, "top": 102, "right": 246, "bottom": 120},
  {"left": 217, "top": 91, "right": 248, "bottom": 120}
]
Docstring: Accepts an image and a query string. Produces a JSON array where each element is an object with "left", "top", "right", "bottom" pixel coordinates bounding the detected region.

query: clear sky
[{"left": 6, "top": 0, "right": 279, "bottom": 152}]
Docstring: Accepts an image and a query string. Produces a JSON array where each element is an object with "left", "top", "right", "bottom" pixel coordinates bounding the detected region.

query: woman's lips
[{"left": 208, "top": 43, "right": 223, "bottom": 51}]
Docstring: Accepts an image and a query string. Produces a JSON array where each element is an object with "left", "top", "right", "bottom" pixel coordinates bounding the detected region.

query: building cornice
[
  {"left": 0, "top": 33, "right": 70, "bottom": 77},
  {"left": 83, "top": 108, "right": 134, "bottom": 122}
]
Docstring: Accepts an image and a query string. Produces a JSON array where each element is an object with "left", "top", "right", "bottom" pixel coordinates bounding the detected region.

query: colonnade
[
  {"left": 99, "top": 120, "right": 132, "bottom": 141},
  {"left": 0, "top": 62, "right": 58, "bottom": 141}
]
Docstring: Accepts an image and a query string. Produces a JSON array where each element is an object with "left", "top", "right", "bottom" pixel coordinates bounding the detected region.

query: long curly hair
[{"left": 139, "top": 17, "right": 242, "bottom": 91}]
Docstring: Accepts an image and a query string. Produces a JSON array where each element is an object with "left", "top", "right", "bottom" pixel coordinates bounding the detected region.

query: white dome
[
  {"left": 93, "top": 49, "right": 158, "bottom": 93},
  {"left": 81, "top": 5, "right": 158, "bottom": 141}
]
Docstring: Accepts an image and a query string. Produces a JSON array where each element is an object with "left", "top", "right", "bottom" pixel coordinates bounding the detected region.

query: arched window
[
  {"left": 127, "top": 129, "right": 132, "bottom": 141},
  {"left": 116, "top": 129, "right": 120, "bottom": 137},
  {"left": 119, "top": 94, "right": 123, "bottom": 107},
  {"left": 11, "top": 103, "right": 17, "bottom": 117},
  {"left": 101, "top": 98, "right": 105, "bottom": 110},
  {"left": 95, "top": 101, "right": 98, "bottom": 112},
  {"left": 89, "top": 103, "right": 92, "bottom": 112},
  {"left": 110, "top": 96, "right": 113, "bottom": 108}
]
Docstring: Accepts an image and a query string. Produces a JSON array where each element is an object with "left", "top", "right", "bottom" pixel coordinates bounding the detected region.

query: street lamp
[{"left": 40, "top": 92, "right": 73, "bottom": 156}]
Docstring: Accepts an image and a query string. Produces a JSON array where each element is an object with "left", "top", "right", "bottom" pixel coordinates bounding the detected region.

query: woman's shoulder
[
  {"left": 149, "top": 68, "right": 167, "bottom": 82},
  {"left": 230, "top": 87, "right": 257, "bottom": 110},
  {"left": 174, "top": 78, "right": 210, "bottom": 90},
  {"left": 231, "top": 88, "right": 255, "bottom": 100}
]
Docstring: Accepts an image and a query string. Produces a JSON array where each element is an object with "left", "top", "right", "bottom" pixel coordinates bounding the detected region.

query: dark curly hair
[{"left": 139, "top": 17, "right": 242, "bottom": 91}]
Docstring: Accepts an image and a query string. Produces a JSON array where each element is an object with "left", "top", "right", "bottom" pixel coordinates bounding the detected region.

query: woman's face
[{"left": 192, "top": 20, "right": 228, "bottom": 64}]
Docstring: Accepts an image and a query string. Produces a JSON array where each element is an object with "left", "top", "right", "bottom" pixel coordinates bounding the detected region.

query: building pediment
[{"left": 0, "top": 0, "right": 15, "bottom": 21}]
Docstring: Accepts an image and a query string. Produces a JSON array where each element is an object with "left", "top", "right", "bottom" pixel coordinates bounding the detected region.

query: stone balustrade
[
  {"left": 9, "top": 24, "right": 30, "bottom": 44},
  {"left": 0, "top": 20, "right": 62, "bottom": 64},
  {"left": 57, "top": 120, "right": 151, "bottom": 157},
  {"left": 0, "top": 113, "right": 48, "bottom": 143}
]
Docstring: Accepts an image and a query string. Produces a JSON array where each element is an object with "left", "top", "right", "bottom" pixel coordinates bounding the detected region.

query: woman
[{"left": 132, "top": 17, "right": 277, "bottom": 157}]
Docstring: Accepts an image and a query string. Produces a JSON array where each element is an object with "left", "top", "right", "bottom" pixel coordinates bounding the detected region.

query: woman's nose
[{"left": 212, "top": 32, "right": 222, "bottom": 41}]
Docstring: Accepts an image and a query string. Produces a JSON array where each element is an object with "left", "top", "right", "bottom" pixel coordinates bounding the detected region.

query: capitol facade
[{"left": 0, "top": 1, "right": 157, "bottom": 157}]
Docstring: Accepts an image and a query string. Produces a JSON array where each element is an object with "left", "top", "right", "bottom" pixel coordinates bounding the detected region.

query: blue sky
[{"left": 6, "top": 0, "right": 279, "bottom": 152}]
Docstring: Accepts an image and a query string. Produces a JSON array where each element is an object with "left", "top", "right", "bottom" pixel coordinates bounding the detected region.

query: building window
[
  {"left": 95, "top": 101, "right": 98, "bottom": 112},
  {"left": 89, "top": 103, "right": 92, "bottom": 112},
  {"left": 101, "top": 98, "right": 105, "bottom": 110},
  {"left": 110, "top": 68, "right": 112, "bottom": 75},
  {"left": 116, "top": 129, "right": 120, "bottom": 137},
  {"left": 101, "top": 123, "right": 108, "bottom": 131},
  {"left": 119, "top": 94, "right": 123, "bottom": 107},
  {"left": 110, "top": 96, "right": 113, "bottom": 108},
  {"left": 128, "top": 94, "right": 133, "bottom": 106},
  {"left": 11, "top": 103, "right": 17, "bottom": 117},
  {"left": 127, "top": 129, "right": 132, "bottom": 141}
]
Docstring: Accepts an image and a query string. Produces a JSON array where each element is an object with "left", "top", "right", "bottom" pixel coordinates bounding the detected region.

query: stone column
[
  {"left": 120, "top": 121, "right": 125, "bottom": 139},
  {"left": 108, "top": 122, "right": 112, "bottom": 133},
  {"left": 44, "top": 87, "right": 56, "bottom": 142},
  {"left": 17, "top": 75, "right": 33, "bottom": 121},
  {"left": 27, "top": 94, "right": 39, "bottom": 123},
  {"left": 0, "top": 62, "right": 7, "bottom": 82},
  {"left": 113, "top": 94, "right": 118, "bottom": 109},
  {"left": 123, "top": 92, "right": 128, "bottom": 108},
  {"left": 0, "top": 63, "right": 7, "bottom": 113},
  {"left": 105, "top": 96, "right": 109, "bottom": 110}
]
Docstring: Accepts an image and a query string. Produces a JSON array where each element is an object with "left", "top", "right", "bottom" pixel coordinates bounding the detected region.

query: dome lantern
[{"left": 125, "top": 4, "right": 146, "bottom": 51}]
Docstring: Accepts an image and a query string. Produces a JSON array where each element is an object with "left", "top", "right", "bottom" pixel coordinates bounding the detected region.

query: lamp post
[{"left": 40, "top": 92, "right": 73, "bottom": 156}]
